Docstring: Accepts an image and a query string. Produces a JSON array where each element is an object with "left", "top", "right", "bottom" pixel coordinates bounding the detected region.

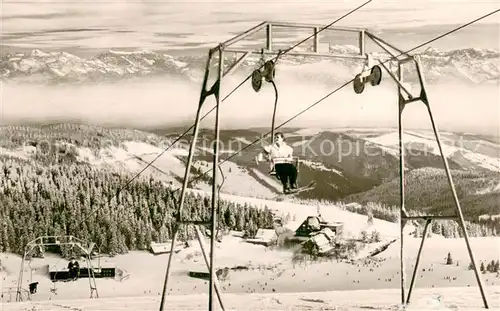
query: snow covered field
[
  {"left": 1, "top": 194, "right": 499, "bottom": 310},
  {"left": 2, "top": 235, "right": 499, "bottom": 310},
  {"left": 2, "top": 286, "right": 499, "bottom": 311}
]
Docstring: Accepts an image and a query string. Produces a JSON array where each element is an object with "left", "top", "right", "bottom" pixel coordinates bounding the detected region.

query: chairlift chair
[{"left": 251, "top": 53, "right": 314, "bottom": 194}]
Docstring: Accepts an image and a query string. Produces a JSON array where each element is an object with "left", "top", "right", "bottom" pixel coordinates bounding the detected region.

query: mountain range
[{"left": 1, "top": 46, "right": 499, "bottom": 84}]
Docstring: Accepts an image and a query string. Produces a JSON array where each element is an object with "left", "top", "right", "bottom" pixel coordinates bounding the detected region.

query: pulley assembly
[
  {"left": 251, "top": 69, "right": 263, "bottom": 92},
  {"left": 353, "top": 53, "right": 382, "bottom": 94},
  {"left": 353, "top": 64, "right": 382, "bottom": 94},
  {"left": 263, "top": 60, "right": 276, "bottom": 82},
  {"left": 251, "top": 60, "right": 276, "bottom": 92}
]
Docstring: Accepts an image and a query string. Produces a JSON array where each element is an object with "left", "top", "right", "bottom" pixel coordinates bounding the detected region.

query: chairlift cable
[
  {"left": 114, "top": 0, "right": 373, "bottom": 194},
  {"left": 270, "top": 80, "right": 279, "bottom": 145},
  {"left": 181, "top": 8, "right": 500, "bottom": 189},
  {"left": 73, "top": 1, "right": 372, "bottom": 228},
  {"left": 126, "top": 0, "right": 372, "bottom": 186},
  {"left": 74, "top": 6, "right": 499, "bottom": 228}
]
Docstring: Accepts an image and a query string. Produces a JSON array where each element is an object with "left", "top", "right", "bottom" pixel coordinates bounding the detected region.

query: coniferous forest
[
  {"left": 0, "top": 124, "right": 498, "bottom": 258},
  {"left": 0, "top": 157, "right": 274, "bottom": 256}
]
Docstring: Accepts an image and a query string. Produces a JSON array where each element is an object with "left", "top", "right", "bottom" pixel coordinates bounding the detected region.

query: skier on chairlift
[{"left": 256, "top": 132, "right": 298, "bottom": 194}]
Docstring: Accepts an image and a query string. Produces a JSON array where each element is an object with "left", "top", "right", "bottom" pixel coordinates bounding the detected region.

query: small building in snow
[
  {"left": 302, "top": 227, "right": 338, "bottom": 255},
  {"left": 150, "top": 241, "right": 189, "bottom": 255},
  {"left": 245, "top": 229, "right": 278, "bottom": 246},
  {"left": 343, "top": 202, "right": 362, "bottom": 210},
  {"left": 294, "top": 215, "right": 343, "bottom": 239}
]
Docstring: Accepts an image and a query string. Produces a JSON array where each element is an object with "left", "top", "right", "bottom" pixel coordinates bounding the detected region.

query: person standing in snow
[{"left": 256, "top": 132, "right": 298, "bottom": 194}]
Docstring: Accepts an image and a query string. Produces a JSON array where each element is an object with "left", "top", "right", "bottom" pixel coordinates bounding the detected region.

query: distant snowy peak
[
  {"left": 423, "top": 47, "right": 500, "bottom": 59},
  {"left": 0, "top": 49, "right": 191, "bottom": 83},
  {"left": 326, "top": 45, "right": 500, "bottom": 84},
  {"left": 418, "top": 47, "right": 500, "bottom": 83},
  {"left": 1, "top": 46, "right": 498, "bottom": 84}
]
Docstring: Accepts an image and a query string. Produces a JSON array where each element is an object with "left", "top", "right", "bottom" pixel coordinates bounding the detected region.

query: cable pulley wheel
[
  {"left": 263, "top": 60, "right": 276, "bottom": 82},
  {"left": 370, "top": 65, "right": 382, "bottom": 86},
  {"left": 252, "top": 69, "right": 263, "bottom": 92},
  {"left": 353, "top": 74, "right": 365, "bottom": 94}
]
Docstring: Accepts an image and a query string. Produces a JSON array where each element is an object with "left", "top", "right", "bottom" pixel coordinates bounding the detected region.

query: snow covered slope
[{"left": 3, "top": 286, "right": 499, "bottom": 311}]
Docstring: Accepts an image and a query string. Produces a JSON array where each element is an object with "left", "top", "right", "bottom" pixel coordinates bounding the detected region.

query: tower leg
[
  {"left": 195, "top": 226, "right": 225, "bottom": 310},
  {"left": 159, "top": 50, "right": 215, "bottom": 311},
  {"left": 398, "top": 61, "right": 407, "bottom": 307},
  {"left": 16, "top": 254, "right": 26, "bottom": 301},
  {"left": 406, "top": 219, "right": 431, "bottom": 303},
  {"left": 208, "top": 46, "right": 224, "bottom": 311},
  {"left": 414, "top": 57, "right": 489, "bottom": 309},
  {"left": 86, "top": 256, "right": 98, "bottom": 298}
]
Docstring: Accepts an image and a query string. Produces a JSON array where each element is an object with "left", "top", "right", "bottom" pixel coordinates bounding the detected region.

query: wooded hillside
[{"left": 0, "top": 157, "right": 274, "bottom": 256}]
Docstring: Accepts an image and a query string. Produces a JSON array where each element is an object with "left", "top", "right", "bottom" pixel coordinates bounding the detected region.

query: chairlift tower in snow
[{"left": 159, "top": 20, "right": 489, "bottom": 311}]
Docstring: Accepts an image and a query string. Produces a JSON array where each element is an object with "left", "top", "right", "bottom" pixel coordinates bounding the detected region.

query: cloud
[{"left": 1, "top": 73, "right": 498, "bottom": 137}]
